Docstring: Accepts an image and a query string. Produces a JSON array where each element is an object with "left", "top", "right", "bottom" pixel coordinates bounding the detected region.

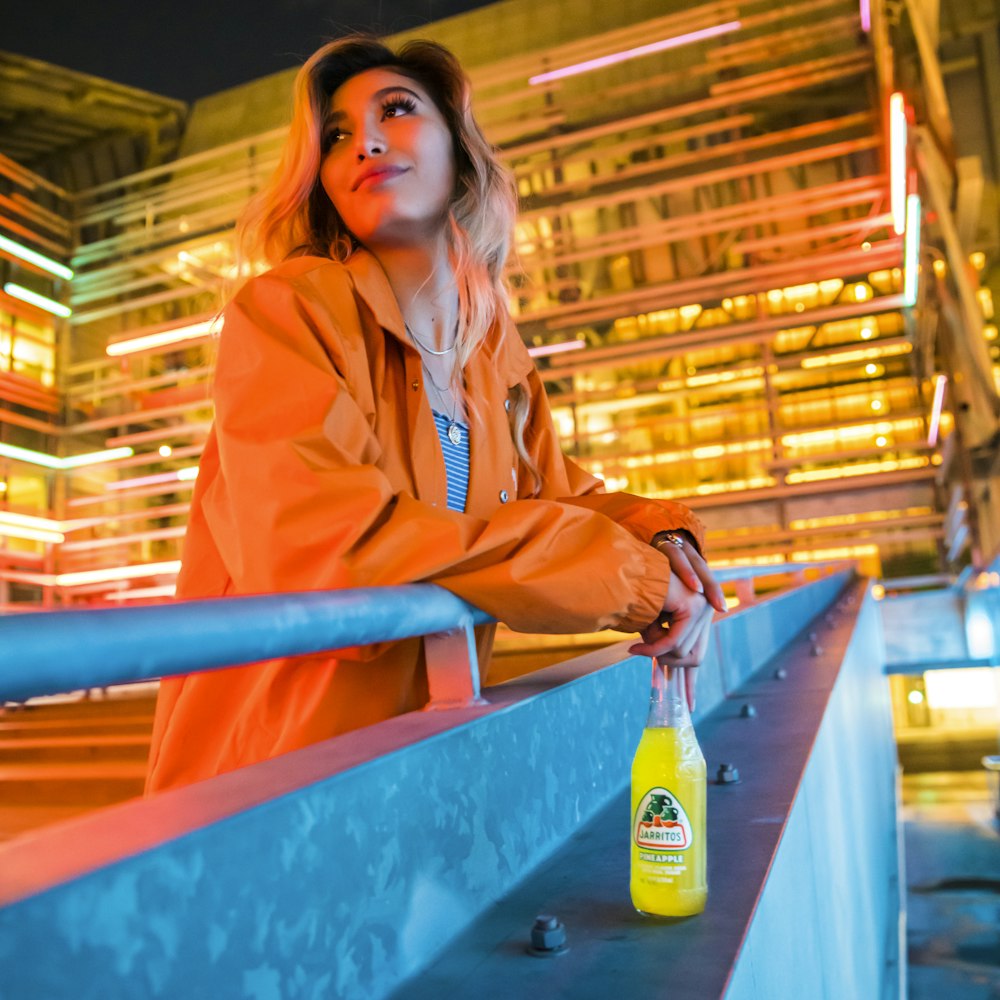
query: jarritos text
[{"left": 633, "top": 787, "right": 693, "bottom": 850}]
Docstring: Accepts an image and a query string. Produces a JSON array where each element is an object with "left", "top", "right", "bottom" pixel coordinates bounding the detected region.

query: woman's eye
[
  {"left": 382, "top": 95, "right": 417, "bottom": 119},
  {"left": 323, "top": 128, "right": 346, "bottom": 150}
]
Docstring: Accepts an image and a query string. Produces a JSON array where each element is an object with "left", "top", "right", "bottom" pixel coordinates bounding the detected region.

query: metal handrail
[
  {"left": 0, "top": 561, "right": 848, "bottom": 706},
  {"left": 709, "top": 561, "right": 848, "bottom": 583},
  {"left": 0, "top": 585, "right": 493, "bottom": 705}
]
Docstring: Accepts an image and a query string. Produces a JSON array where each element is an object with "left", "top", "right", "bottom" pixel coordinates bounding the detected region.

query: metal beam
[
  {"left": 903, "top": 0, "right": 956, "bottom": 156},
  {"left": 915, "top": 126, "right": 1000, "bottom": 446}
]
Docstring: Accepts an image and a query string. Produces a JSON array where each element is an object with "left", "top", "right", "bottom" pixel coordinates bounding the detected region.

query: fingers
[
  {"left": 675, "top": 603, "right": 713, "bottom": 658},
  {"left": 682, "top": 546, "right": 728, "bottom": 614},
  {"left": 656, "top": 542, "right": 703, "bottom": 596},
  {"left": 628, "top": 618, "right": 685, "bottom": 659},
  {"left": 664, "top": 664, "right": 696, "bottom": 714},
  {"left": 655, "top": 537, "right": 728, "bottom": 614},
  {"left": 629, "top": 555, "right": 720, "bottom": 660},
  {"left": 656, "top": 607, "right": 713, "bottom": 669},
  {"left": 629, "top": 598, "right": 710, "bottom": 660}
]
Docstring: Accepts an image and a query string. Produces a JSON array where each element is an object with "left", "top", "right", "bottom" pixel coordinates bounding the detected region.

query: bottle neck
[{"left": 645, "top": 660, "right": 692, "bottom": 729}]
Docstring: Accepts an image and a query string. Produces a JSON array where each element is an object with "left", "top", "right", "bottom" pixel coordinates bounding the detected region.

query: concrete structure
[{"left": 1, "top": 570, "right": 905, "bottom": 999}]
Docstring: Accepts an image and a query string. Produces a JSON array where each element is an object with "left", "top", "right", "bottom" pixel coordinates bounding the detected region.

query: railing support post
[
  {"left": 423, "top": 617, "right": 487, "bottom": 710},
  {"left": 734, "top": 577, "right": 756, "bottom": 607}
]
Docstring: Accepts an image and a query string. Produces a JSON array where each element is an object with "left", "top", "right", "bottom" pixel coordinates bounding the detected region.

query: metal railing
[
  {"left": 0, "top": 562, "right": 876, "bottom": 1000},
  {"left": 0, "top": 561, "right": 848, "bottom": 706},
  {"left": 0, "top": 584, "right": 492, "bottom": 708}
]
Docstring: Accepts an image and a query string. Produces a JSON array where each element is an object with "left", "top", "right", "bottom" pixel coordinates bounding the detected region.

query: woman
[{"left": 145, "top": 36, "right": 725, "bottom": 793}]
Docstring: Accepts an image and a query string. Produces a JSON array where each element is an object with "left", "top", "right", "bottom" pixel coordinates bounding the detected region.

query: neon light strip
[
  {"left": 104, "top": 585, "right": 177, "bottom": 601},
  {"left": 860, "top": 0, "right": 871, "bottom": 32},
  {"left": 0, "top": 443, "right": 61, "bottom": 469},
  {"left": 529, "top": 21, "right": 742, "bottom": 85},
  {"left": 0, "top": 511, "right": 125, "bottom": 536},
  {"left": 107, "top": 467, "right": 197, "bottom": 491},
  {"left": 62, "top": 447, "right": 135, "bottom": 468},
  {"left": 903, "top": 193, "right": 921, "bottom": 306},
  {"left": 3, "top": 282, "right": 72, "bottom": 318},
  {"left": 106, "top": 318, "right": 219, "bottom": 357},
  {"left": 0, "top": 442, "right": 134, "bottom": 469},
  {"left": 928, "top": 373, "right": 947, "bottom": 447},
  {"left": 107, "top": 471, "right": 182, "bottom": 491},
  {"left": 56, "top": 560, "right": 181, "bottom": 587},
  {"left": 0, "top": 523, "right": 64, "bottom": 544},
  {"left": 0, "top": 235, "right": 73, "bottom": 280},
  {"left": 889, "top": 93, "right": 908, "bottom": 236},
  {"left": 0, "top": 511, "right": 62, "bottom": 531},
  {"left": 528, "top": 339, "right": 587, "bottom": 358}
]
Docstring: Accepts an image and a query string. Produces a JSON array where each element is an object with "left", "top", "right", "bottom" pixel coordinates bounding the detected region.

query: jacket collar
[
  {"left": 342, "top": 249, "right": 408, "bottom": 342},
  {"left": 343, "top": 249, "right": 533, "bottom": 386}
]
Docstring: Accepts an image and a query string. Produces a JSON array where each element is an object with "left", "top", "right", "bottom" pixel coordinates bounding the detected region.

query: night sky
[{"left": 4, "top": 0, "right": 500, "bottom": 102}]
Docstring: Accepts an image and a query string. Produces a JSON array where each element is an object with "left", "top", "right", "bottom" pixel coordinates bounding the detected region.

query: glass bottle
[{"left": 630, "top": 661, "right": 707, "bottom": 917}]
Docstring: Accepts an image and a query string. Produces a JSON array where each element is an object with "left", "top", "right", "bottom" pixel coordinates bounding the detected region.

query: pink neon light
[
  {"left": 528, "top": 339, "right": 587, "bottom": 358},
  {"left": 108, "top": 470, "right": 185, "bottom": 491},
  {"left": 529, "top": 21, "right": 742, "bottom": 85},
  {"left": 860, "top": 0, "right": 871, "bottom": 32},
  {"left": 927, "top": 374, "right": 947, "bottom": 447},
  {"left": 889, "top": 93, "right": 908, "bottom": 236}
]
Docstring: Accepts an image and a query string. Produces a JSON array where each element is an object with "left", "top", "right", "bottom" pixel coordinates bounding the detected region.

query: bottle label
[{"left": 633, "top": 787, "right": 693, "bottom": 851}]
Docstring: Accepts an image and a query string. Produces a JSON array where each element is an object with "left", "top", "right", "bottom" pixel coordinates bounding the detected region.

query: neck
[{"left": 369, "top": 235, "right": 457, "bottom": 350}]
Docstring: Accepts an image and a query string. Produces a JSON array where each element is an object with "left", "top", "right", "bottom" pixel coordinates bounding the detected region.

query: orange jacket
[{"left": 145, "top": 251, "right": 705, "bottom": 791}]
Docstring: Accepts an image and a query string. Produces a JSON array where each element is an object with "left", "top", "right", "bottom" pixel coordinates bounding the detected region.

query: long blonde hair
[
  {"left": 234, "top": 33, "right": 542, "bottom": 494},
  {"left": 236, "top": 36, "right": 509, "bottom": 362}
]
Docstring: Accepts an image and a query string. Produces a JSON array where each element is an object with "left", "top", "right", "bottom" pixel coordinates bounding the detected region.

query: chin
[{"left": 359, "top": 214, "right": 450, "bottom": 250}]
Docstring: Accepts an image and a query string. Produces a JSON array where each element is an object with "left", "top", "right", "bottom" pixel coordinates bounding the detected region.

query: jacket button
[
  {"left": 411, "top": 379, "right": 420, "bottom": 391},
  {"left": 504, "top": 398, "right": 511, "bottom": 412},
  {"left": 499, "top": 489, "right": 509, "bottom": 503}
]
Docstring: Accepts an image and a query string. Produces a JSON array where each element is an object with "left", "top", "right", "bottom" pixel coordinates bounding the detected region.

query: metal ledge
[
  {"left": 0, "top": 572, "right": 861, "bottom": 999},
  {"left": 390, "top": 581, "right": 895, "bottom": 999}
]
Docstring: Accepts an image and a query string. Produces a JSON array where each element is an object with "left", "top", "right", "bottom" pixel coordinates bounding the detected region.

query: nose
[{"left": 355, "top": 118, "right": 385, "bottom": 160}]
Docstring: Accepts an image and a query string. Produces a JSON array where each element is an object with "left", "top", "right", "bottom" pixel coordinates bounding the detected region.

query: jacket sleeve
[
  {"left": 518, "top": 365, "right": 708, "bottom": 554},
  {"left": 195, "top": 269, "right": 670, "bottom": 637}
]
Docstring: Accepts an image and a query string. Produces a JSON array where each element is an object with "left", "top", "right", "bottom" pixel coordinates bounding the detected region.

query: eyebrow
[{"left": 325, "top": 85, "right": 423, "bottom": 125}]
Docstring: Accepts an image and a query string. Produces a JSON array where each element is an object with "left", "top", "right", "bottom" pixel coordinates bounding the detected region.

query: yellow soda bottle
[{"left": 630, "top": 661, "right": 707, "bottom": 917}]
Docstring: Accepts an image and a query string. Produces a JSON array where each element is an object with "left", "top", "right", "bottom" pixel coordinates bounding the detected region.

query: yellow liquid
[{"left": 630, "top": 725, "right": 707, "bottom": 917}]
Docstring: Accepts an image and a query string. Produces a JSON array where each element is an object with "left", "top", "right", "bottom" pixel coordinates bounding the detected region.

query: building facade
[{"left": 1, "top": 0, "right": 997, "bottom": 614}]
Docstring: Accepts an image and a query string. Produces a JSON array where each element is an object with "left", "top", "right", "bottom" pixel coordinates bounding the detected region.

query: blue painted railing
[
  {"left": 0, "top": 584, "right": 493, "bottom": 704},
  {"left": 0, "top": 561, "right": 844, "bottom": 705}
]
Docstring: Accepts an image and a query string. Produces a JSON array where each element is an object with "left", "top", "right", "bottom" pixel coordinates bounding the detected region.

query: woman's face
[{"left": 319, "top": 67, "right": 457, "bottom": 251}]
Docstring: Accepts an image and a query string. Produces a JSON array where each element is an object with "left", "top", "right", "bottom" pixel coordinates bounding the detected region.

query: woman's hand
[
  {"left": 651, "top": 531, "right": 727, "bottom": 615},
  {"left": 628, "top": 569, "right": 714, "bottom": 665},
  {"left": 628, "top": 533, "right": 726, "bottom": 710}
]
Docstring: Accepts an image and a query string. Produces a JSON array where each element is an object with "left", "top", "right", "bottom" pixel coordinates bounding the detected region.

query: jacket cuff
[
  {"left": 615, "top": 543, "right": 671, "bottom": 634},
  {"left": 616, "top": 503, "right": 707, "bottom": 555}
]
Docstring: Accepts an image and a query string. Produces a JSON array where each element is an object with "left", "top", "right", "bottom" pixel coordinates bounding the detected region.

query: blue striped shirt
[{"left": 432, "top": 410, "right": 470, "bottom": 512}]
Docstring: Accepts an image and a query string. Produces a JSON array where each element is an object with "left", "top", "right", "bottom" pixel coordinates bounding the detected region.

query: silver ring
[{"left": 657, "top": 532, "right": 685, "bottom": 549}]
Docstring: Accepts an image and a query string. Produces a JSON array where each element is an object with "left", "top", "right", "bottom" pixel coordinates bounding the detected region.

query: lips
[{"left": 353, "top": 165, "right": 408, "bottom": 191}]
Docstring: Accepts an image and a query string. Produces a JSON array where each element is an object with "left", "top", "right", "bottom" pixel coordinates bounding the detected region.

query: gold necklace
[{"left": 404, "top": 321, "right": 456, "bottom": 356}]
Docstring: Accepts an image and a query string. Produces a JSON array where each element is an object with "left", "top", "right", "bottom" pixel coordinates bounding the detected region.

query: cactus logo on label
[{"left": 633, "top": 787, "right": 693, "bottom": 850}]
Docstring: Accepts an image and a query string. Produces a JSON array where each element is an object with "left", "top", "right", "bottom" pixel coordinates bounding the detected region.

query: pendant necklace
[
  {"left": 423, "top": 363, "right": 463, "bottom": 445},
  {"left": 405, "top": 320, "right": 463, "bottom": 445}
]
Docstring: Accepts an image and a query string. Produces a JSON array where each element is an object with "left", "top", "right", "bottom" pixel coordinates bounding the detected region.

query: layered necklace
[{"left": 404, "top": 320, "right": 464, "bottom": 445}]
